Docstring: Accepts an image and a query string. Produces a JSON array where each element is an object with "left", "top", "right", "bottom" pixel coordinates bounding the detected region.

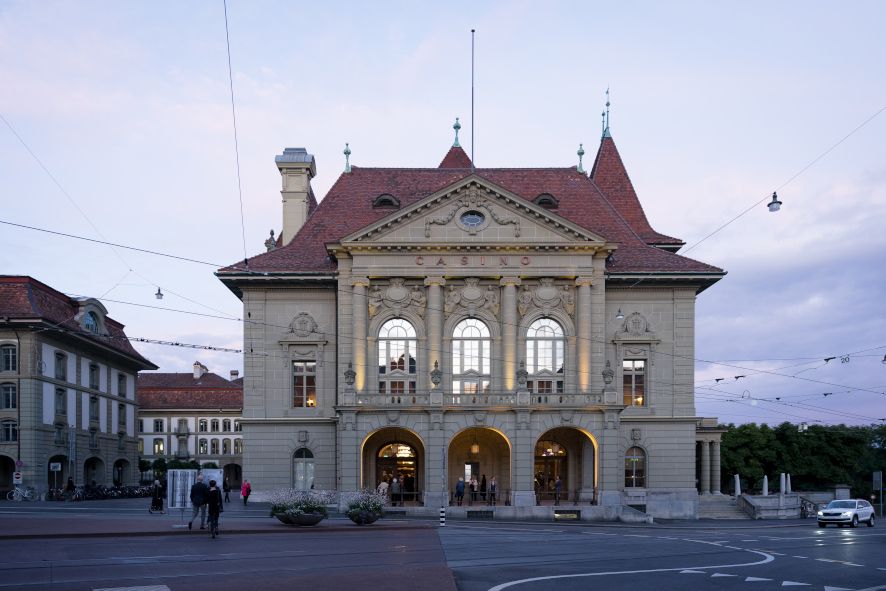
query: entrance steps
[{"left": 698, "top": 494, "right": 751, "bottom": 519}]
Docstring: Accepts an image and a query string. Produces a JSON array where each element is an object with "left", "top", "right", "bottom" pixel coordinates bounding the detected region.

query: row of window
[
  {"left": 1, "top": 345, "right": 127, "bottom": 397},
  {"left": 147, "top": 437, "right": 243, "bottom": 455},
  {"left": 51, "top": 423, "right": 127, "bottom": 450},
  {"left": 141, "top": 418, "right": 242, "bottom": 433},
  {"left": 1, "top": 344, "right": 16, "bottom": 372},
  {"left": 290, "top": 317, "right": 646, "bottom": 407}
]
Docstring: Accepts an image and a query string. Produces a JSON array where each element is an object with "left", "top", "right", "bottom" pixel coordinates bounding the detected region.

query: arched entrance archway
[
  {"left": 361, "top": 428, "right": 425, "bottom": 505},
  {"left": 448, "top": 428, "right": 511, "bottom": 506},
  {"left": 534, "top": 427, "right": 597, "bottom": 505},
  {"left": 223, "top": 463, "right": 242, "bottom": 488},
  {"left": 0, "top": 455, "right": 15, "bottom": 493},
  {"left": 112, "top": 459, "right": 130, "bottom": 486},
  {"left": 84, "top": 457, "right": 105, "bottom": 486},
  {"left": 47, "top": 455, "right": 68, "bottom": 490}
]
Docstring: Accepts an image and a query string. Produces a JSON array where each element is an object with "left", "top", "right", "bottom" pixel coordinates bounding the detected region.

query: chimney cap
[{"left": 276, "top": 148, "right": 316, "bottom": 175}]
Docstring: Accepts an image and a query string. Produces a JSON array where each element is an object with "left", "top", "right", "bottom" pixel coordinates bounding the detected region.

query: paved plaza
[{"left": 1, "top": 498, "right": 884, "bottom": 591}]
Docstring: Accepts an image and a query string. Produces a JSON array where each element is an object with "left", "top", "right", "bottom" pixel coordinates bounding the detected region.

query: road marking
[
  {"left": 817, "top": 558, "right": 839, "bottom": 563},
  {"left": 680, "top": 570, "right": 706, "bottom": 574},
  {"left": 711, "top": 573, "right": 737, "bottom": 577},
  {"left": 94, "top": 587, "right": 171, "bottom": 591},
  {"left": 746, "top": 577, "right": 772, "bottom": 582},
  {"left": 486, "top": 543, "right": 774, "bottom": 591},
  {"left": 781, "top": 582, "right": 810, "bottom": 587},
  {"left": 768, "top": 551, "right": 786, "bottom": 556},
  {"left": 793, "top": 556, "right": 808, "bottom": 559},
  {"left": 822, "top": 587, "right": 852, "bottom": 591},
  {"left": 741, "top": 539, "right": 758, "bottom": 542}
]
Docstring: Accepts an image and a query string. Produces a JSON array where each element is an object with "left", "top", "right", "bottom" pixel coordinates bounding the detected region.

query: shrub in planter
[
  {"left": 345, "top": 489, "right": 387, "bottom": 525},
  {"left": 268, "top": 489, "right": 335, "bottom": 526}
]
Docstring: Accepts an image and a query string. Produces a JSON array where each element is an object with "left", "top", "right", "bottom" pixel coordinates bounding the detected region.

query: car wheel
[
  {"left": 868, "top": 514, "right": 875, "bottom": 527},
  {"left": 851, "top": 515, "right": 858, "bottom": 528}
]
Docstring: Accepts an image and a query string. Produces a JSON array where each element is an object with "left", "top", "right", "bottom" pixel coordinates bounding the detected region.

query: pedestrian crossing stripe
[
  {"left": 680, "top": 569, "right": 706, "bottom": 574},
  {"left": 711, "top": 573, "right": 736, "bottom": 577},
  {"left": 781, "top": 582, "right": 810, "bottom": 587},
  {"left": 745, "top": 577, "right": 772, "bottom": 582}
]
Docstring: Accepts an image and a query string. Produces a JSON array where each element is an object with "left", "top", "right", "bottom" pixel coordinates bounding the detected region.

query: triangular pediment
[{"left": 338, "top": 175, "right": 609, "bottom": 250}]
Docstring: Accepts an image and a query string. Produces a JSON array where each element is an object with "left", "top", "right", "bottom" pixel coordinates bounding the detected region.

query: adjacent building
[
  {"left": 216, "top": 123, "right": 726, "bottom": 518},
  {"left": 137, "top": 362, "right": 243, "bottom": 487},
  {"left": 0, "top": 276, "right": 156, "bottom": 494}
]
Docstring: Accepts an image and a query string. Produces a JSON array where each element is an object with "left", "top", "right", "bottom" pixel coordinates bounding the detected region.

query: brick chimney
[
  {"left": 276, "top": 147, "right": 316, "bottom": 245},
  {"left": 230, "top": 370, "right": 240, "bottom": 381}
]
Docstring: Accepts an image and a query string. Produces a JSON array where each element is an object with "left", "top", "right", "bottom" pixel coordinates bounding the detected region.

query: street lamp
[{"left": 767, "top": 191, "right": 782, "bottom": 212}]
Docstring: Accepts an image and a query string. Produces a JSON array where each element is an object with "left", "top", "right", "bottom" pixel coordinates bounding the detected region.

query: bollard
[{"left": 439, "top": 506, "right": 446, "bottom": 527}]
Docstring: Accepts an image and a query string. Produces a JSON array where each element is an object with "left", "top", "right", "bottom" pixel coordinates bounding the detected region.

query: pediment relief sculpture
[
  {"left": 368, "top": 279, "right": 426, "bottom": 318},
  {"left": 288, "top": 312, "right": 319, "bottom": 338},
  {"left": 615, "top": 312, "right": 659, "bottom": 342},
  {"left": 425, "top": 189, "right": 520, "bottom": 238},
  {"left": 517, "top": 279, "right": 575, "bottom": 318},
  {"left": 444, "top": 278, "right": 499, "bottom": 317}
]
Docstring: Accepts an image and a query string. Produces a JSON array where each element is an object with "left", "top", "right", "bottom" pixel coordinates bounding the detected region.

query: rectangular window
[
  {"left": 54, "top": 424, "right": 65, "bottom": 445},
  {"left": 55, "top": 387, "right": 66, "bottom": 416},
  {"left": 117, "top": 373, "right": 127, "bottom": 398},
  {"left": 153, "top": 419, "right": 164, "bottom": 433},
  {"left": 55, "top": 352, "right": 67, "bottom": 380},
  {"left": 292, "top": 361, "right": 317, "bottom": 407},
  {"left": 89, "top": 364, "right": 99, "bottom": 390},
  {"left": 199, "top": 439, "right": 208, "bottom": 454},
  {"left": 2, "top": 421, "right": 18, "bottom": 442},
  {"left": 153, "top": 438, "right": 164, "bottom": 455},
  {"left": 118, "top": 404, "right": 126, "bottom": 426},
  {"left": 537, "top": 380, "right": 553, "bottom": 394},
  {"left": 0, "top": 345, "right": 16, "bottom": 372},
  {"left": 138, "top": 419, "right": 144, "bottom": 433},
  {"left": 390, "top": 381, "right": 405, "bottom": 395},
  {"left": 1, "top": 383, "right": 15, "bottom": 409},
  {"left": 88, "top": 429, "right": 97, "bottom": 448},
  {"left": 623, "top": 359, "right": 646, "bottom": 406},
  {"left": 89, "top": 396, "right": 99, "bottom": 421}
]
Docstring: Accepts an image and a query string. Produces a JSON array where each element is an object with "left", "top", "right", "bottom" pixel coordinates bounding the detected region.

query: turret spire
[
  {"left": 343, "top": 143, "right": 351, "bottom": 173},
  {"left": 452, "top": 117, "right": 461, "bottom": 148},
  {"left": 577, "top": 143, "right": 586, "bottom": 174},
  {"left": 602, "top": 88, "right": 611, "bottom": 138}
]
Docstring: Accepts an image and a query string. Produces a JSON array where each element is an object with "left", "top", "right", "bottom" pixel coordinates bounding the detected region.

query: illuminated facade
[{"left": 217, "top": 128, "right": 725, "bottom": 518}]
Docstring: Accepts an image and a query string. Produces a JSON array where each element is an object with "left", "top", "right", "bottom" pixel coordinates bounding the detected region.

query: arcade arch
[
  {"left": 448, "top": 427, "right": 511, "bottom": 504},
  {"left": 534, "top": 427, "right": 597, "bottom": 504}
]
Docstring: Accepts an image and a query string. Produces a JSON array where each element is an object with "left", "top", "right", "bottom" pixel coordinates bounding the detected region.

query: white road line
[
  {"left": 792, "top": 556, "right": 808, "bottom": 559},
  {"left": 745, "top": 577, "right": 772, "bottom": 582},
  {"left": 680, "top": 570, "right": 706, "bottom": 574},
  {"left": 486, "top": 542, "right": 775, "bottom": 591},
  {"left": 781, "top": 582, "right": 810, "bottom": 587},
  {"left": 94, "top": 587, "right": 171, "bottom": 591},
  {"left": 711, "top": 573, "right": 737, "bottom": 577}
]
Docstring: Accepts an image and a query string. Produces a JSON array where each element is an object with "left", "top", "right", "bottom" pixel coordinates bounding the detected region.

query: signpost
[
  {"left": 50, "top": 462, "right": 61, "bottom": 492},
  {"left": 874, "top": 471, "right": 883, "bottom": 516},
  {"left": 13, "top": 472, "right": 22, "bottom": 485}
]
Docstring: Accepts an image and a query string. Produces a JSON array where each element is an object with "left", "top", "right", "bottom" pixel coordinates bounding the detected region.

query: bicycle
[{"left": 7, "top": 486, "right": 36, "bottom": 501}]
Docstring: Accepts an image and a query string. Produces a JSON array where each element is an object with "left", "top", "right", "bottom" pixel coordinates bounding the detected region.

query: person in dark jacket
[
  {"left": 188, "top": 474, "right": 209, "bottom": 530},
  {"left": 454, "top": 477, "right": 465, "bottom": 506},
  {"left": 222, "top": 478, "right": 231, "bottom": 503},
  {"left": 150, "top": 479, "right": 165, "bottom": 513},
  {"left": 206, "top": 479, "right": 224, "bottom": 538}
]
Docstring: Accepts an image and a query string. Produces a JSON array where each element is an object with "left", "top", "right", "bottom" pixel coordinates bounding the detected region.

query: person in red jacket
[{"left": 241, "top": 480, "right": 251, "bottom": 506}]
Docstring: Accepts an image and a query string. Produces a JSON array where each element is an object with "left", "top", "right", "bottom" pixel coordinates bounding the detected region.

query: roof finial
[
  {"left": 343, "top": 142, "right": 351, "bottom": 173},
  {"left": 577, "top": 143, "right": 586, "bottom": 174},
  {"left": 452, "top": 117, "right": 461, "bottom": 148},
  {"left": 602, "top": 87, "right": 611, "bottom": 138}
]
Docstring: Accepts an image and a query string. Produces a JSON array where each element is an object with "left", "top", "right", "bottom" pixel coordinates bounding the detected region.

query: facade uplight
[{"left": 615, "top": 308, "right": 625, "bottom": 320}]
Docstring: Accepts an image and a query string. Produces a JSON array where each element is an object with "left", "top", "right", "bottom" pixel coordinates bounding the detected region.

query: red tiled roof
[
  {"left": 439, "top": 146, "right": 473, "bottom": 168},
  {"left": 590, "top": 135, "right": 683, "bottom": 245},
  {"left": 0, "top": 276, "right": 156, "bottom": 368},
  {"left": 218, "top": 140, "right": 722, "bottom": 277},
  {"left": 137, "top": 372, "right": 242, "bottom": 410}
]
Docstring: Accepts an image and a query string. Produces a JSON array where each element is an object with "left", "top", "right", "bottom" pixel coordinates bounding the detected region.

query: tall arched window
[
  {"left": 198, "top": 419, "right": 208, "bottom": 433},
  {"left": 222, "top": 419, "right": 231, "bottom": 432},
  {"left": 625, "top": 446, "right": 646, "bottom": 488},
  {"left": 292, "top": 448, "right": 315, "bottom": 490},
  {"left": 210, "top": 439, "right": 219, "bottom": 454},
  {"left": 1, "top": 383, "right": 16, "bottom": 409},
  {"left": 0, "top": 344, "right": 16, "bottom": 372},
  {"left": 198, "top": 438, "right": 208, "bottom": 454},
  {"left": 222, "top": 439, "right": 230, "bottom": 454},
  {"left": 378, "top": 318, "right": 417, "bottom": 398},
  {"left": 452, "top": 318, "right": 491, "bottom": 396},
  {"left": 234, "top": 438, "right": 243, "bottom": 454},
  {"left": 525, "top": 318, "right": 565, "bottom": 395},
  {"left": 210, "top": 419, "right": 220, "bottom": 432}
]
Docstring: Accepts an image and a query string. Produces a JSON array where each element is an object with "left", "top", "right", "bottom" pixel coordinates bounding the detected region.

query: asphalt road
[{"left": 1, "top": 499, "right": 884, "bottom": 591}]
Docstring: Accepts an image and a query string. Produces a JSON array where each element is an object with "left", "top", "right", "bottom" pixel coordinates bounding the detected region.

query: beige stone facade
[{"left": 218, "top": 138, "right": 725, "bottom": 518}]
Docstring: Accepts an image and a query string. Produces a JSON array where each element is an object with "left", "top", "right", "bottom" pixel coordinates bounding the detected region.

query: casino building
[{"left": 217, "top": 122, "right": 726, "bottom": 518}]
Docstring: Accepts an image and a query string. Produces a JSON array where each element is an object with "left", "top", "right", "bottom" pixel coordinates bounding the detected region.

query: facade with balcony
[
  {"left": 0, "top": 276, "right": 155, "bottom": 494},
  {"left": 216, "top": 126, "right": 726, "bottom": 517},
  {"left": 137, "top": 363, "right": 243, "bottom": 487}
]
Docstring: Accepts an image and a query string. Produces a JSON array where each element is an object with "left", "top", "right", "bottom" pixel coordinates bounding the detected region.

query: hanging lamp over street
[{"left": 767, "top": 191, "right": 782, "bottom": 212}]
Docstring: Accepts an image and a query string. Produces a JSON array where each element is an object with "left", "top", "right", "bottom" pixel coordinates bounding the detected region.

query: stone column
[
  {"left": 500, "top": 277, "right": 521, "bottom": 391},
  {"left": 424, "top": 277, "right": 445, "bottom": 365},
  {"left": 711, "top": 440, "right": 721, "bottom": 494},
  {"left": 734, "top": 474, "right": 741, "bottom": 496},
  {"left": 763, "top": 475, "right": 769, "bottom": 496},
  {"left": 575, "top": 277, "right": 593, "bottom": 392},
  {"left": 700, "top": 440, "right": 711, "bottom": 495},
  {"left": 351, "top": 277, "right": 370, "bottom": 393}
]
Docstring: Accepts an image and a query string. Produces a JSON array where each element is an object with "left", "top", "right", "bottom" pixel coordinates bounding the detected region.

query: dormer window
[
  {"left": 533, "top": 193, "right": 559, "bottom": 209},
  {"left": 84, "top": 312, "right": 100, "bottom": 334},
  {"left": 372, "top": 193, "right": 400, "bottom": 208}
]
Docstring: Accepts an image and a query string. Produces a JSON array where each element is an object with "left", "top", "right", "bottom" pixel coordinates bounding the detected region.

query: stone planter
[
  {"left": 348, "top": 510, "right": 381, "bottom": 525},
  {"left": 275, "top": 512, "right": 325, "bottom": 526}
]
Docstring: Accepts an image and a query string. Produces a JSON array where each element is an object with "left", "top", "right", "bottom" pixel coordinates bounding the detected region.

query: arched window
[
  {"left": 1, "top": 383, "right": 16, "bottom": 409},
  {"left": 210, "top": 419, "right": 219, "bottom": 432},
  {"left": 222, "top": 439, "right": 230, "bottom": 454},
  {"left": 234, "top": 420, "right": 241, "bottom": 432},
  {"left": 625, "top": 446, "right": 646, "bottom": 488},
  {"left": 222, "top": 419, "right": 231, "bottom": 432},
  {"left": 198, "top": 438, "right": 208, "bottom": 454},
  {"left": 1, "top": 420, "right": 17, "bottom": 442},
  {"left": 378, "top": 318, "right": 417, "bottom": 399},
  {"left": 198, "top": 419, "right": 208, "bottom": 433},
  {"left": 292, "top": 448, "right": 314, "bottom": 490},
  {"left": 452, "top": 318, "right": 491, "bottom": 396},
  {"left": 533, "top": 193, "right": 559, "bottom": 209},
  {"left": 234, "top": 438, "right": 243, "bottom": 454},
  {"left": 525, "top": 318, "right": 565, "bottom": 396},
  {"left": 210, "top": 439, "right": 219, "bottom": 454},
  {"left": 84, "top": 312, "right": 100, "bottom": 334},
  {"left": 152, "top": 438, "right": 164, "bottom": 455},
  {"left": 0, "top": 344, "right": 16, "bottom": 372}
]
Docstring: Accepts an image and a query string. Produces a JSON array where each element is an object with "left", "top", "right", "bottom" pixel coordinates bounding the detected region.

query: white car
[{"left": 817, "top": 499, "right": 876, "bottom": 527}]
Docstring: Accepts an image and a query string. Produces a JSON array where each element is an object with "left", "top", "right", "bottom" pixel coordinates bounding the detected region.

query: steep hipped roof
[
  {"left": 0, "top": 276, "right": 156, "bottom": 368},
  {"left": 137, "top": 372, "right": 242, "bottom": 410},
  {"left": 218, "top": 139, "right": 722, "bottom": 279},
  {"left": 590, "top": 135, "right": 683, "bottom": 246},
  {"left": 438, "top": 145, "right": 473, "bottom": 169}
]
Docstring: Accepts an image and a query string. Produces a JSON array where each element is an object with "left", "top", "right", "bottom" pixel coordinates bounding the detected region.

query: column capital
[
  {"left": 499, "top": 276, "right": 522, "bottom": 287},
  {"left": 423, "top": 276, "right": 446, "bottom": 287},
  {"left": 575, "top": 276, "right": 594, "bottom": 287},
  {"left": 351, "top": 276, "right": 370, "bottom": 288}
]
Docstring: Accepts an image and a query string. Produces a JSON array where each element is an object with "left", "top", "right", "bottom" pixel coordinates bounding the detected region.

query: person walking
[
  {"left": 206, "top": 479, "right": 224, "bottom": 538},
  {"left": 65, "top": 476, "right": 75, "bottom": 501},
  {"left": 554, "top": 476, "right": 562, "bottom": 506},
  {"left": 241, "top": 479, "right": 252, "bottom": 506},
  {"left": 489, "top": 476, "right": 497, "bottom": 506},
  {"left": 222, "top": 478, "right": 231, "bottom": 503},
  {"left": 455, "top": 477, "right": 465, "bottom": 506},
  {"left": 188, "top": 474, "right": 209, "bottom": 530},
  {"left": 150, "top": 479, "right": 165, "bottom": 513},
  {"left": 390, "top": 474, "right": 401, "bottom": 507}
]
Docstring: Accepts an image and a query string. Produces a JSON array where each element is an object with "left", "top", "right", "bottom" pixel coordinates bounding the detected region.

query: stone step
[{"left": 698, "top": 495, "right": 751, "bottom": 519}]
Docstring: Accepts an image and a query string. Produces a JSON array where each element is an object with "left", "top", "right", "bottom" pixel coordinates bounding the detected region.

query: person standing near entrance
[
  {"left": 241, "top": 480, "right": 252, "bottom": 506},
  {"left": 390, "top": 474, "right": 401, "bottom": 507},
  {"left": 480, "top": 475, "right": 487, "bottom": 502},
  {"left": 469, "top": 477, "right": 478, "bottom": 505},
  {"left": 489, "top": 476, "right": 497, "bottom": 506},
  {"left": 554, "top": 476, "right": 562, "bottom": 505},
  {"left": 455, "top": 477, "right": 465, "bottom": 506},
  {"left": 188, "top": 474, "right": 209, "bottom": 530}
]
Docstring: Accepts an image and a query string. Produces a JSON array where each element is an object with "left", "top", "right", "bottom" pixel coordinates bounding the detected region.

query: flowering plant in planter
[
  {"left": 345, "top": 489, "right": 387, "bottom": 524},
  {"left": 268, "top": 489, "right": 335, "bottom": 523}
]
